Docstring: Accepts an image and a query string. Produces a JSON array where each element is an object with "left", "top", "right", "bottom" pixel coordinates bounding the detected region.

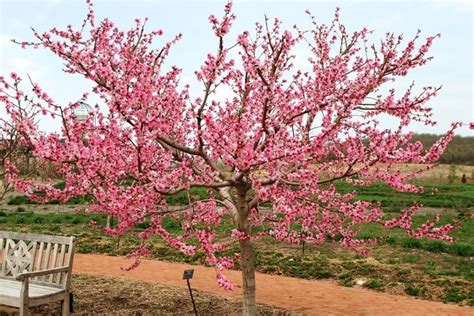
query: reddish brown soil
[{"left": 73, "top": 254, "right": 474, "bottom": 316}]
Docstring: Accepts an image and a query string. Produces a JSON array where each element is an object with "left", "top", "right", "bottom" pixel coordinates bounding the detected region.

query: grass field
[
  {"left": 335, "top": 182, "right": 474, "bottom": 211},
  {"left": 7, "top": 180, "right": 474, "bottom": 212},
  {"left": 387, "top": 164, "right": 474, "bottom": 182}
]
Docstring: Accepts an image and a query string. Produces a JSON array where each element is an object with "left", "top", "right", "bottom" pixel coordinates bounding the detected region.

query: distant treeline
[{"left": 413, "top": 134, "right": 474, "bottom": 165}]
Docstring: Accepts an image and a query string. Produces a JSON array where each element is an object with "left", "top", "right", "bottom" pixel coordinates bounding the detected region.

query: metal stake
[
  {"left": 183, "top": 269, "right": 197, "bottom": 316},
  {"left": 187, "top": 278, "right": 197, "bottom": 316}
]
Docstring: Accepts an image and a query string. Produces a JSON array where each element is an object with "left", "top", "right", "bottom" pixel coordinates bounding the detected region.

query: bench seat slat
[
  {"left": 0, "top": 280, "right": 60, "bottom": 295},
  {"left": 0, "top": 279, "right": 64, "bottom": 298}
]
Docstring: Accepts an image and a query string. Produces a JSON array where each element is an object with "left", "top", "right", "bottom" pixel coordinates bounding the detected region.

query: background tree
[
  {"left": 411, "top": 134, "right": 474, "bottom": 166},
  {"left": 0, "top": 79, "right": 39, "bottom": 201},
  {"left": 447, "top": 165, "right": 458, "bottom": 184},
  {"left": 1, "top": 2, "right": 461, "bottom": 314}
]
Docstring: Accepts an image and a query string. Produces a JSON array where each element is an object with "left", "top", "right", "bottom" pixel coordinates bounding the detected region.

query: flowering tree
[
  {"left": 0, "top": 83, "right": 39, "bottom": 201},
  {"left": 1, "top": 2, "right": 461, "bottom": 314}
]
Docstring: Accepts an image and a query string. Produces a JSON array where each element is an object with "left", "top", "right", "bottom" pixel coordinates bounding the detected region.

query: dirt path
[{"left": 73, "top": 254, "right": 473, "bottom": 316}]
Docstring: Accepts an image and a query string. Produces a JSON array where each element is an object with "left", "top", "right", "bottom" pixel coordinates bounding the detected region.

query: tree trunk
[
  {"left": 239, "top": 234, "right": 256, "bottom": 315},
  {"left": 236, "top": 187, "right": 256, "bottom": 315}
]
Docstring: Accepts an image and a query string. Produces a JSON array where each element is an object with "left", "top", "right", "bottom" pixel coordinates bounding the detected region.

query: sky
[{"left": 0, "top": 0, "right": 472, "bottom": 136}]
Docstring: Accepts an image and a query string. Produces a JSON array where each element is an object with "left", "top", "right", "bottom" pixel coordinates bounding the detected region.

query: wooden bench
[{"left": 0, "top": 231, "right": 75, "bottom": 316}]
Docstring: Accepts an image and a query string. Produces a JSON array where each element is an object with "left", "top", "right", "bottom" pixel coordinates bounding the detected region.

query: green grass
[
  {"left": 364, "top": 279, "right": 386, "bottom": 290},
  {"left": 164, "top": 187, "right": 209, "bottom": 205},
  {"left": 443, "top": 287, "right": 470, "bottom": 303},
  {"left": 8, "top": 182, "right": 474, "bottom": 211},
  {"left": 7, "top": 185, "right": 209, "bottom": 206},
  {"left": 0, "top": 211, "right": 106, "bottom": 226},
  {"left": 355, "top": 216, "right": 474, "bottom": 257},
  {"left": 334, "top": 182, "right": 474, "bottom": 211},
  {"left": 405, "top": 285, "right": 421, "bottom": 296},
  {"left": 7, "top": 194, "right": 93, "bottom": 205},
  {"left": 1, "top": 209, "right": 472, "bottom": 256}
]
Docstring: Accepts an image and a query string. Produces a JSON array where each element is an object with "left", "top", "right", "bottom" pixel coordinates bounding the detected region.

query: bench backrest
[{"left": 0, "top": 231, "right": 75, "bottom": 288}]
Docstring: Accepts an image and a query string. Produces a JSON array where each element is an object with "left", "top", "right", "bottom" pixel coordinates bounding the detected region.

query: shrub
[
  {"left": 405, "top": 285, "right": 420, "bottom": 296},
  {"left": 16, "top": 207, "right": 26, "bottom": 213},
  {"left": 34, "top": 216, "right": 45, "bottom": 224},
  {"left": 364, "top": 279, "right": 385, "bottom": 289},
  {"left": 447, "top": 165, "right": 458, "bottom": 184},
  {"left": 425, "top": 240, "right": 446, "bottom": 253},
  {"left": 135, "top": 221, "right": 150, "bottom": 230},
  {"left": 51, "top": 216, "right": 64, "bottom": 224},
  {"left": 15, "top": 217, "right": 26, "bottom": 224},
  {"left": 72, "top": 218, "right": 82, "bottom": 225},
  {"left": 337, "top": 273, "right": 353, "bottom": 287},
  {"left": 162, "top": 217, "right": 181, "bottom": 231},
  {"left": 8, "top": 195, "right": 36, "bottom": 205},
  {"left": 7, "top": 188, "right": 92, "bottom": 206},
  {"left": 450, "top": 243, "right": 474, "bottom": 257},
  {"left": 401, "top": 237, "right": 422, "bottom": 249},
  {"left": 443, "top": 287, "right": 467, "bottom": 303},
  {"left": 77, "top": 245, "right": 93, "bottom": 253}
]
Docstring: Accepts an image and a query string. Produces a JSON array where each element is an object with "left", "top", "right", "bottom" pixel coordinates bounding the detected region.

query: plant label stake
[{"left": 183, "top": 269, "right": 197, "bottom": 316}]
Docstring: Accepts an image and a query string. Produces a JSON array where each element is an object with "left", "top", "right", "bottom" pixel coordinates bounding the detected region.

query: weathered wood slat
[
  {"left": 29, "top": 241, "right": 38, "bottom": 273},
  {"left": 64, "top": 240, "right": 75, "bottom": 295},
  {"left": 0, "top": 231, "right": 72, "bottom": 244},
  {"left": 1, "top": 239, "right": 14, "bottom": 275},
  {"left": 41, "top": 243, "right": 51, "bottom": 281},
  {"left": 0, "top": 279, "right": 62, "bottom": 296},
  {"left": 0, "top": 276, "right": 63, "bottom": 289},
  {"left": 0, "top": 238, "right": 4, "bottom": 268},
  {"left": 35, "top": 242, "right": 45, "bottom": 281},
  {"left": 2, "top": 239, "right": 9, "bottom": 274},
  {"left": 57, "top": 244, "right": 66, "bottom": 284},
  {"left": 49, "top": 244, "right": 59, "bottom": 283}
]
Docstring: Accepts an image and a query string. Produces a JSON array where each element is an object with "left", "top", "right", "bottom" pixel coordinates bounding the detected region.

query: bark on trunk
[
  {"left": 236, "top": 187, "right": 257, "bottom": 316},
  {"left": 239, "top": 234, "right": 256, "bottom": 315}
]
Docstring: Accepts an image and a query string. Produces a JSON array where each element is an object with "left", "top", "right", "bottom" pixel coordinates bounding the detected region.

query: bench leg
[
  {"left": 19, "top": 302, "right": 29, "bottom": 316},
  {"left": 20, "top": 278, "right": 29, "bottom": 316},
  {"left": 61, "top": 292, "right": 70, "bottom": 316}
]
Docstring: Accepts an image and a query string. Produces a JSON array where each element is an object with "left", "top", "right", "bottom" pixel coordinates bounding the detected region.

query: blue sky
[{"left": 0, "top": 0, "right": 472, "bottom": 135}]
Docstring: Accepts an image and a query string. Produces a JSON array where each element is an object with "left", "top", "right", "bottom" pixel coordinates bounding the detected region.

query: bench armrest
[{"left": 16, "top": 266, "right": 70, "bottom": 281}]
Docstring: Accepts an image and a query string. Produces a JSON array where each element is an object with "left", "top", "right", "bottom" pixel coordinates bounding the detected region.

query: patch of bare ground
[{"left": 0, "top": 274, "right": 292, "bottom": 316}]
